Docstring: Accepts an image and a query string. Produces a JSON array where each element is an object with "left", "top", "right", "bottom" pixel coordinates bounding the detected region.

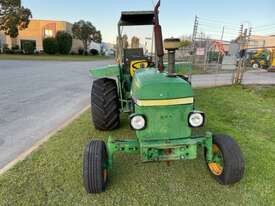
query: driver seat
[{"left": 123, "top": 48, "right": 150, "bottom": 76}]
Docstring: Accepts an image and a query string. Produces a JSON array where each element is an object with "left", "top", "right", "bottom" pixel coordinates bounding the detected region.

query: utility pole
[
  {"left": 248, "top": 27, "right": 252, "bottom": 37},
  {"left": 191, "top": 16, "right": 199, "bottom": 64},
  {"left": 248, "top": 27, "right": 252, "bottom": 47},
  {"left": 192, "top": 16, "right": 199, "bottom": 43},
  {"left": 220, "top": 26, "right": 225, "bottom": 40},
  {"left": 200, "top": 32, "right": 203, "bottom": 48},
  {"left": 217, "top": 26, "right": 225, "bottom": 70},
  {"left": 234, "top": 25, "right": 251, "bottom": 84},
  {"left": 203, "top": 38, "right": 209, "bottom": 71},
  {"left": 239, "top": 27, "right": 252, "bottom": 82},
  {"left": 239, "top": 24, "right": 244, "bottom": 36}
]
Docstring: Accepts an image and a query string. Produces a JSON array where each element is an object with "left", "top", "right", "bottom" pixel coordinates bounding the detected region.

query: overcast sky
[{"left": 22, "top": 0, "right": 274, "bottom": 43}]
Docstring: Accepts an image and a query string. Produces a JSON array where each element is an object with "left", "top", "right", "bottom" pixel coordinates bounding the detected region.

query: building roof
[{"left": 30, "top": 19, "right": 72, "bottom": 25}]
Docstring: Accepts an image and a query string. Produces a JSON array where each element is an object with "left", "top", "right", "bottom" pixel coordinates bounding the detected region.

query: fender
[{"left": 89, "top": 65, "right": 120, "bottom": 78}]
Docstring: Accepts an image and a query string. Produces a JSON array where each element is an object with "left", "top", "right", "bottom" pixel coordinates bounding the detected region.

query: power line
[
  {"left": 199, "top": 17, "right": 240, "bottom": 27},
  {"left": 197, "top": 32, "right": 238, "bottom": 40},
  {"left": 199, "top": 32, "right": 239, "bottom": 38},
  {"left": 201, "top": 33, "right": 238, "bottom": 38},
  {"left": 253, "top": 29, "right": 275, "bottom": 33},
  {"left": 199, "top": 21, "right": 240, "bottom": 30},
  {"left": 254, "top": 23, "right": 275, "bottom": 29},
  {"left": 253, "top": 28, "right": 275, "bottom": 34},
  {"left": 199, "top": 27, "right": 239, "bottom": 35},
  {"left": 198, "top": 24, "right": 240, "bottom": 32},
  {"left": 253, "top": 25, "right": 275, "bottom": 30},
  {"left": 224, "top": 26, "right": 241, "bottom": 32},
  {"left": 253, "top": 32, "right": 275, "bottom": 36}
]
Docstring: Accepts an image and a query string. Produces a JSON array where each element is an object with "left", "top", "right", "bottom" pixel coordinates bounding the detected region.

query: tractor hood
[{"left": 131, "top": 68, "right": 193, "bottom": 100}]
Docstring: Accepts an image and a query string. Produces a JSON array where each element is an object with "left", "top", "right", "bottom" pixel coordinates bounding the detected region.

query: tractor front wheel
[
  {"left": 83, "top": 140, "right": 108, "bottom": 193},
  {"left": 206, "top": 134, "right": 245, "bottom": 185},
  {"left": 91, "top": 78, "right": 120, "bottom": 130}
]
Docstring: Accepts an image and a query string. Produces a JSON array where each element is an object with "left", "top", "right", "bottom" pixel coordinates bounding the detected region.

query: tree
[
  {"left": 0, "top": 0, "right": 32, "bottom": 38},
  {"left": 43, "top": 37, "right": 58, "bottom": 54},
  {"left": 56, "top": 31, "right": 72, "bottom": 54},
  {"left": 179, "top": 40, "right": 192, "bottom": 48},
  {"left": 72, "top": 20, "right": 102, "bottom": 54}
]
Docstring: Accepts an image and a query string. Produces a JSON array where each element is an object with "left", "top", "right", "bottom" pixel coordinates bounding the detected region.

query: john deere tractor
[{"left": 83, "top": 1, "right": 245, "bottom": 194}]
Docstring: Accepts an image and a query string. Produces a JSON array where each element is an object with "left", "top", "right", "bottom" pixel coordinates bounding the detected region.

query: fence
[
  {"left": 169, "top": 47, "right": 275, "bottom": 88},
  {"left": 168, "top": 16, "right": 275, "bottom": 87}
]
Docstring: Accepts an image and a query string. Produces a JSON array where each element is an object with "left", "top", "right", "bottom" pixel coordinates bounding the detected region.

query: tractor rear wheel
[
  {"left": 83, "top": 140, "right": 108, "bottom": 193},
  {"left": 91, "top": 78, "right": 120, "bottom": 130},
  {"left": 206, "top": 134, "right": 245, "bottom": 185}
]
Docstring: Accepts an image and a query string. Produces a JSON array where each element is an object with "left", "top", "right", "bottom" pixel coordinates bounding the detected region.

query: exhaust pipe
[
  {"left": 153, "top": 0, "right": 164, "bottom": 72},
  {"left": 164, "top": 38, "right": 180, "bottom": 76}
]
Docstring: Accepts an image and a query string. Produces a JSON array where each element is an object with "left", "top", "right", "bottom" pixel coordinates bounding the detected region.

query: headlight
[
  {"left": 130, "top": 115, "right": 146, "bottom": 130},
  {"left": 188, "top": 111, "right": 205, "bottom": 128}
]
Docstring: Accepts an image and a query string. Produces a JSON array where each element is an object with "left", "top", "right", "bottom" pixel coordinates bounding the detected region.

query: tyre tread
[
  {"left": 210, "top": 134, "right": 245, "bottom": 185},
  {"left": 91, "top": 78, "right": 120, "bottom": 130},
  {"left": 83, "top": 140, "right": 107, "bottom": 193}
]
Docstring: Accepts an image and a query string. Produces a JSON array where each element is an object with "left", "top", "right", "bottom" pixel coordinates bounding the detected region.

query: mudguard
[{"left": 89, "top": 65, "right": 120, "bottom": 78}]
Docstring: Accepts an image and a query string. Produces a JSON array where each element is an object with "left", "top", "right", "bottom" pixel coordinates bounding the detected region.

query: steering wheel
[
  {"left": 132, "top": 60, "right": 149, "bottom": 70},
  {"left": 133, "top": 60, "right": 155, "bottom": 68},
  {"left": 130, "top": 60, "right": 156, "bottom": 77}
]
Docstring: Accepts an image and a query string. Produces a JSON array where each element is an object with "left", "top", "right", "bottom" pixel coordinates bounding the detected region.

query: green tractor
[{"left": 83, "top": 1, "right": 245, "bottom": 193}]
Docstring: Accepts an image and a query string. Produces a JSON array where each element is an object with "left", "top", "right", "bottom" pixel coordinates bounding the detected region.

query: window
[{"left": 45, "top": 29, "right": 53, "bottom": 37}]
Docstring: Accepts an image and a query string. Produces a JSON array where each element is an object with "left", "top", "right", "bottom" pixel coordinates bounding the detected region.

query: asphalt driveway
[{"left": 0, "top": 59, "right": 113, "bottom": 169}]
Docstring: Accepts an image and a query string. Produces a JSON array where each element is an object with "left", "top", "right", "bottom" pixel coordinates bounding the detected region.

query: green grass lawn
[
  {"left": 191, "top": 66, "right": 209, "bottom": 75},
  {"left": 1, "top": 86, "right": 275, "bottom": 206},
  {"left": 0, "top": 54, "right": 112, "bottom": 61}
]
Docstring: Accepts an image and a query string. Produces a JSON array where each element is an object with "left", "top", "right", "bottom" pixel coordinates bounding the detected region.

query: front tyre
[
  {"left": 83, "top": 140, "right": 108, "bottom": 193},
  {"left": 206, "top": 134, "right": 245, "bottom": 185}
]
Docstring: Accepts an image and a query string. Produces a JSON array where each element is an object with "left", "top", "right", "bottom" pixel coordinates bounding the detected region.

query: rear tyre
[
  {"left": 205, "top": 134, "right": 245, "bottom": 185},
  {"left": 91, "top": 78, "right": 120, "bottom": 130},
  {"left": 83, "top": 140, "right": 108, "bottom": 193}
]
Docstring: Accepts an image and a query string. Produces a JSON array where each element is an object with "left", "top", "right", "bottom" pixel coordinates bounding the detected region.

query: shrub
[
  {"left": 23, "top": 42, "right": 35, "bottom": 54},
  {"left": 3, "top": 44, "right": 11, "bottom": 54},
  {"left": 56, "top": 31, "right": 72, "bottom": 54},
  {"left": 90, "top": 49, "right": 99, "bottom": 56},
  {"left": 9, "top": 45, "right": 22, "bottom": 54},
  {"left": 43, "top": 37, "right": 58, "bottom": 54},
  {"left": 78, "top": 47, "right": 84, "bottom": 55},
  {"left": 11, "top": 45, "right": 19, "bottom": 50},
  {"left": 208, "top": 52, "right": 216, "bottom": 62}
]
